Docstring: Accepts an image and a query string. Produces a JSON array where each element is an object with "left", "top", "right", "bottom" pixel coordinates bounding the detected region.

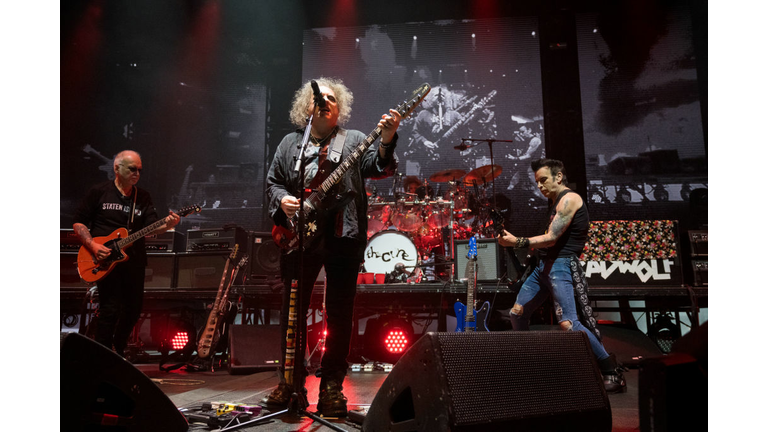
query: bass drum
[{"left": 363, "top": 230, "right": 419, "bottom": 275}]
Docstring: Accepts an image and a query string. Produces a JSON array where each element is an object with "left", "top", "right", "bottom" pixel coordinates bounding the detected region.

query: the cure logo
[
  {"left": 366, "top": 246, "right": 414, "bottom": 264},
  {"left": 582, "top": 259, "right": 675, "bottom": 283}
]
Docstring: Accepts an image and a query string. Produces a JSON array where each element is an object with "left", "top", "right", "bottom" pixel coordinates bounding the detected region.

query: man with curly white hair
[{"left": 264, "top": 77, "right": 402, "bottom": 417}]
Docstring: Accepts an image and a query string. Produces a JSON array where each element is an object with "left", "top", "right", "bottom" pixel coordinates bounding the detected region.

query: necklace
[{"left": 310, "top": 127, "right": 337, "bottom": 147}]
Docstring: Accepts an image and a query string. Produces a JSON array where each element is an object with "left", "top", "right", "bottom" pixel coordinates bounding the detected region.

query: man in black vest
[{"left": 496, "top": 158, "right": 626, "bottom": 393}]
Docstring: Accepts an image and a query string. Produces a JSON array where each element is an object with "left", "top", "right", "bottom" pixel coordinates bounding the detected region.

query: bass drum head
[{"left": 363, "top": 230, "right": 419, "bottom": 275}]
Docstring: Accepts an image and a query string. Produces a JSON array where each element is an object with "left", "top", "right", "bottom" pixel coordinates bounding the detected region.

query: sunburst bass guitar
[
  {"left": 272, "top": 83, "right": 431, "bottom": 251},
  {"left": 77, "top": 204, "right": 201, "bottom": 283},
  {"left": 197, "top": 245, "right": 248, "bottom": 359}
]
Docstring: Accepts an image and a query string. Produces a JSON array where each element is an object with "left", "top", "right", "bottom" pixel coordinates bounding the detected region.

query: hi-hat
[
  {"left": 429, "top": 168, "right": 466, "bottom": 183},
  {"left": 463, "top": 165, "right": 502, "bottom": 185}
]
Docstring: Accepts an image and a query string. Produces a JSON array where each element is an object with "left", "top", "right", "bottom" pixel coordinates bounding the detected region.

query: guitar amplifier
[
  {"left": 691, "top": 260, "right": 708, "bottom": 287},
  {"left": 186, "top": 227, "right": 248, "bottom": 252},
  {"left": 176, "top": 251, "right": 232, "bottom": 289},
  {"left": 454, "top": 238, "right": 504, "bottom": 282},
  {"left": 146, "top": 230, "right": 184, "bottom": 253},
  {"left": 688, "top": 230, "right": 708, "bottom": 257},
  {"left": 60, "top": 228, "right": 82, "bottom": 252}
]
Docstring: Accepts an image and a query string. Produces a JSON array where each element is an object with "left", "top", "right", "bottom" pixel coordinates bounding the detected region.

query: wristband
[{"left": 516, "top": 237, "right": 530, "bottom": 248}]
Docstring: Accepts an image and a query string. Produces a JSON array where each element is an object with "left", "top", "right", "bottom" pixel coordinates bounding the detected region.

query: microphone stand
[{"left": 250, "top": 103, "right": 347, "bottom": 432}]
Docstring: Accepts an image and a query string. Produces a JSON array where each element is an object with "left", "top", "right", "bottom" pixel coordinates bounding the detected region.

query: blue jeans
[{"left": 510, "top": 257, "right": 609, "bottom": 360}]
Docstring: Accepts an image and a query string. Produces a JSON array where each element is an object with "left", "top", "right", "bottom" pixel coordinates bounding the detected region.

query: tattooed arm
[
  {"left": 497, "top": 193, "right": 582, "bottom": 249},
  {"left": 73, "top": 222, "right": 112, "bottom": 259}
]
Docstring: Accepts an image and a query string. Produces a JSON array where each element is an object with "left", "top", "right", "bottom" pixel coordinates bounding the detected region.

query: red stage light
[
  {"left": 384, "top": 329, "right": 409, "bottom": 353},
  {"left": 170, "top": 331, "right": 189, "bottom": 350}
]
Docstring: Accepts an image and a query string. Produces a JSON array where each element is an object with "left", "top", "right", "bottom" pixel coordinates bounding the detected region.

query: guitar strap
[
  {"left": 128, "top": 186, "right": 137, "bottom": 232},
  {"left": 328, "top": 128, "right": 347, "bottom": 163},
  {"left": 569, "top": 256, "right": 601, "bottom": 341}
]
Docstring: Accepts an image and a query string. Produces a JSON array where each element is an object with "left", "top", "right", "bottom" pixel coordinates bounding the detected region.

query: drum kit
[{"left": 363, "top": 164, "right": 503, "bottom": 282}]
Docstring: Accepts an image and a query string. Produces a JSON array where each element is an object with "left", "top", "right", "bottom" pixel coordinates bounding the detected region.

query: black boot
[
  {"left": 261, "top": 378, "right": 307, "bottom": 408},
  {"left": 598, "top": 353, "right": 627, "bottom": 394},
  {"left": 317, "top": 374, "right": 348, "bottom": 417}
]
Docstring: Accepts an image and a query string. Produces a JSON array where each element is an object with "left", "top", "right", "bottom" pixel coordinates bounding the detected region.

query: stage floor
[
  {"left": 138, "top": 364, "right": 641, "bottom": 432},
  {"left": 139, "top": 325, "right": 660, "bottom": 431}
]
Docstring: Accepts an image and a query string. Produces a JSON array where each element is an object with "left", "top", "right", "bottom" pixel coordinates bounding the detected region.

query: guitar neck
[
  {"left": 318, "top": 127, "right": 382, "bottom": 195},
  {"left": 466, "top": 259, "right": 476, "bottom": 322},
  {"left": 116, "top": 217, "right": 168, "bottom": 249}
]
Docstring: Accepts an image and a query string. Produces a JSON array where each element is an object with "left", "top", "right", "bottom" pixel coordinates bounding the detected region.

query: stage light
[
  {"left": 363, "top": 315, "right": 415, "bottom": 363},
  {"left": 648, "top": 313, "right": 681, "bottom": 353},
  {"left": 170, "top": 331, "right": 190, "bottom": 351},
  {"left": 384, "top": 330, "right": 409, "bottom": 353}
]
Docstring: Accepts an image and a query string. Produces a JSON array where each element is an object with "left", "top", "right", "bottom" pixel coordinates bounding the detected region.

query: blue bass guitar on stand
[{"left": 454, "top": 235, "right": 490, "bottom": 332}]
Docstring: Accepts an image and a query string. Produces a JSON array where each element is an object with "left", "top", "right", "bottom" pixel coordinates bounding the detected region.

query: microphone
[
  {"left": 454, "top": 140, "right": 469, "bottom": 151},
  {"left": 311, "top": 80, "right": 326, "bottom": 108}
]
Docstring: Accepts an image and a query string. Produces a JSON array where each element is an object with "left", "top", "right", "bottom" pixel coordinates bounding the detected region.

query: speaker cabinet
[
  {"left": 454, "top": 238, "right": 504, "bottom": 282},
  {"left": 144, "top": 254, "right": 176, "bottom": 289},
  {"left": 61, "top": 252, "right": 85, "bottom": 288},
  {"left": 248, "top": 232, "right": 281, "bottom": 283},
  {"left": 639, "top": 322, "right": 707, "bottom": 432},
  {"left": 639, "top": 353, "right": 707, "bottom": 432},
  {"left": 176, "top": 252, "right": 230, "bottom": 289},
  {"left": 363, "top": 331, "right": 611, "bottom": 432},
  {"left": 60, "top": 332, "right": 188, "bottom": 432},
  {"left": 227, "top": 325, "right": 282, "bottom": 374}
]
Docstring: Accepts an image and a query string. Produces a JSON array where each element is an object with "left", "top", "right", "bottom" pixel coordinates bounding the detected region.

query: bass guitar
[
  {"left": 77, "top": 204, "right": 202, "bottom": 283},
  {"left": 454, "top": 235, "right": 490, "bottom": 332},
  {"left": 197, "top": 245, "right": 248, "bottom": 359},
  {"left": 489, "top": 208, "right": 536, "bottom": 289},
  {"left": 272, "top": 83, "right": 432, "bottom": 251}
]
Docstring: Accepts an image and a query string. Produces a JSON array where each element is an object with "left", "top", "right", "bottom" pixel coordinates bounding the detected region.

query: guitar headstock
[
  {"left": 229, "top": 244, "right": 239, "bottom": 260},
  {"left": 177, "top": 204, "right": 202, "bottom": 217},
  {"left": 467, "top": 235, "right": 478, "bottom": 261},
  {"left": 395, "top": 83, "right": 431, "bottom": 120},
  {"left": 237, "top": 254, "right": 249, "bottom": 268}
]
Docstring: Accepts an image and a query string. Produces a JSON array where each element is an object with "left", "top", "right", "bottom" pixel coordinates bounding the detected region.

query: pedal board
[{"left": 348, "top": 406, "right": 369, "bottom": 425}]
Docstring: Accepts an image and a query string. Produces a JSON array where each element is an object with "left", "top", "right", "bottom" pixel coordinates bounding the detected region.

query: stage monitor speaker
[
  {"left": 176, "top": 252, "right": 230, "bottom": 289},
  {"left": 639, "top": 322, "right": 707, "bottom": 432},
  {"left": 363, "top": 331, "right": 611, "bottom": 432},
  {"left": 227, "top": 325, "right": 282, "bottom": 374},
  {"left": 454, "top": 238, "right": 504, "bottom": 282},
  {"left": 248, "top": 232, "right": 281, "bottom": 283},
  {"left": 145, "top": 254, "right": 176, "bottom": 289},
  {"left": 60, "top": 332, "right": 188, "bottom": 432}
]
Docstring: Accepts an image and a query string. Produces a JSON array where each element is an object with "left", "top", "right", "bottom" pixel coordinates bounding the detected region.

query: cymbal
[
  {"left": 429, "top": 168, "right": 467, "bottom": 183},
  {"left": 463, "top": 164, "right": 502, "bottom": 184}
]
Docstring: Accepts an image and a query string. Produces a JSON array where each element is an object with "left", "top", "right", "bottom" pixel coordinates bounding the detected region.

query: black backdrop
[{"left": 60, "top": 0, "right": 707, "bottom": 237}]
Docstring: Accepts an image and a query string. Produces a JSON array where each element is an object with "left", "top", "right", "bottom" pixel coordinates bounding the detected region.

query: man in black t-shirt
[
  {"left": 73, "top": 150, "right": 180, "bottom": 357},
  {"left": 496, "top": 158, "right": 626, "bottom": 394}
]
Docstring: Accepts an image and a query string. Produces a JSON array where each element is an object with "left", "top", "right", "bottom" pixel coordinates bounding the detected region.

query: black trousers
[
  {"left": 278, "top": 237, "right": 362, "bottom": 385},
  {"left": 95, "top": 259, "right": 145, "bottom": 354}
]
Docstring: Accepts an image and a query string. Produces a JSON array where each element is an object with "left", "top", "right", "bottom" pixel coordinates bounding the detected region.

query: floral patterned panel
[{"left": 580, "top": 220, "right": 678, "bottom": 262}]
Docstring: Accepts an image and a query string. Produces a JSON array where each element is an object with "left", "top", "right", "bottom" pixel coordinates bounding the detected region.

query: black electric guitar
[
  {"left": 453, "top": 236, "right": 490, "bottom": 332},
  {"left": 489, "top": 208, "right": 536, "bottom": 288},
  {"left": 272, "top": 83, "right": 432, "bottom": 251}
]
